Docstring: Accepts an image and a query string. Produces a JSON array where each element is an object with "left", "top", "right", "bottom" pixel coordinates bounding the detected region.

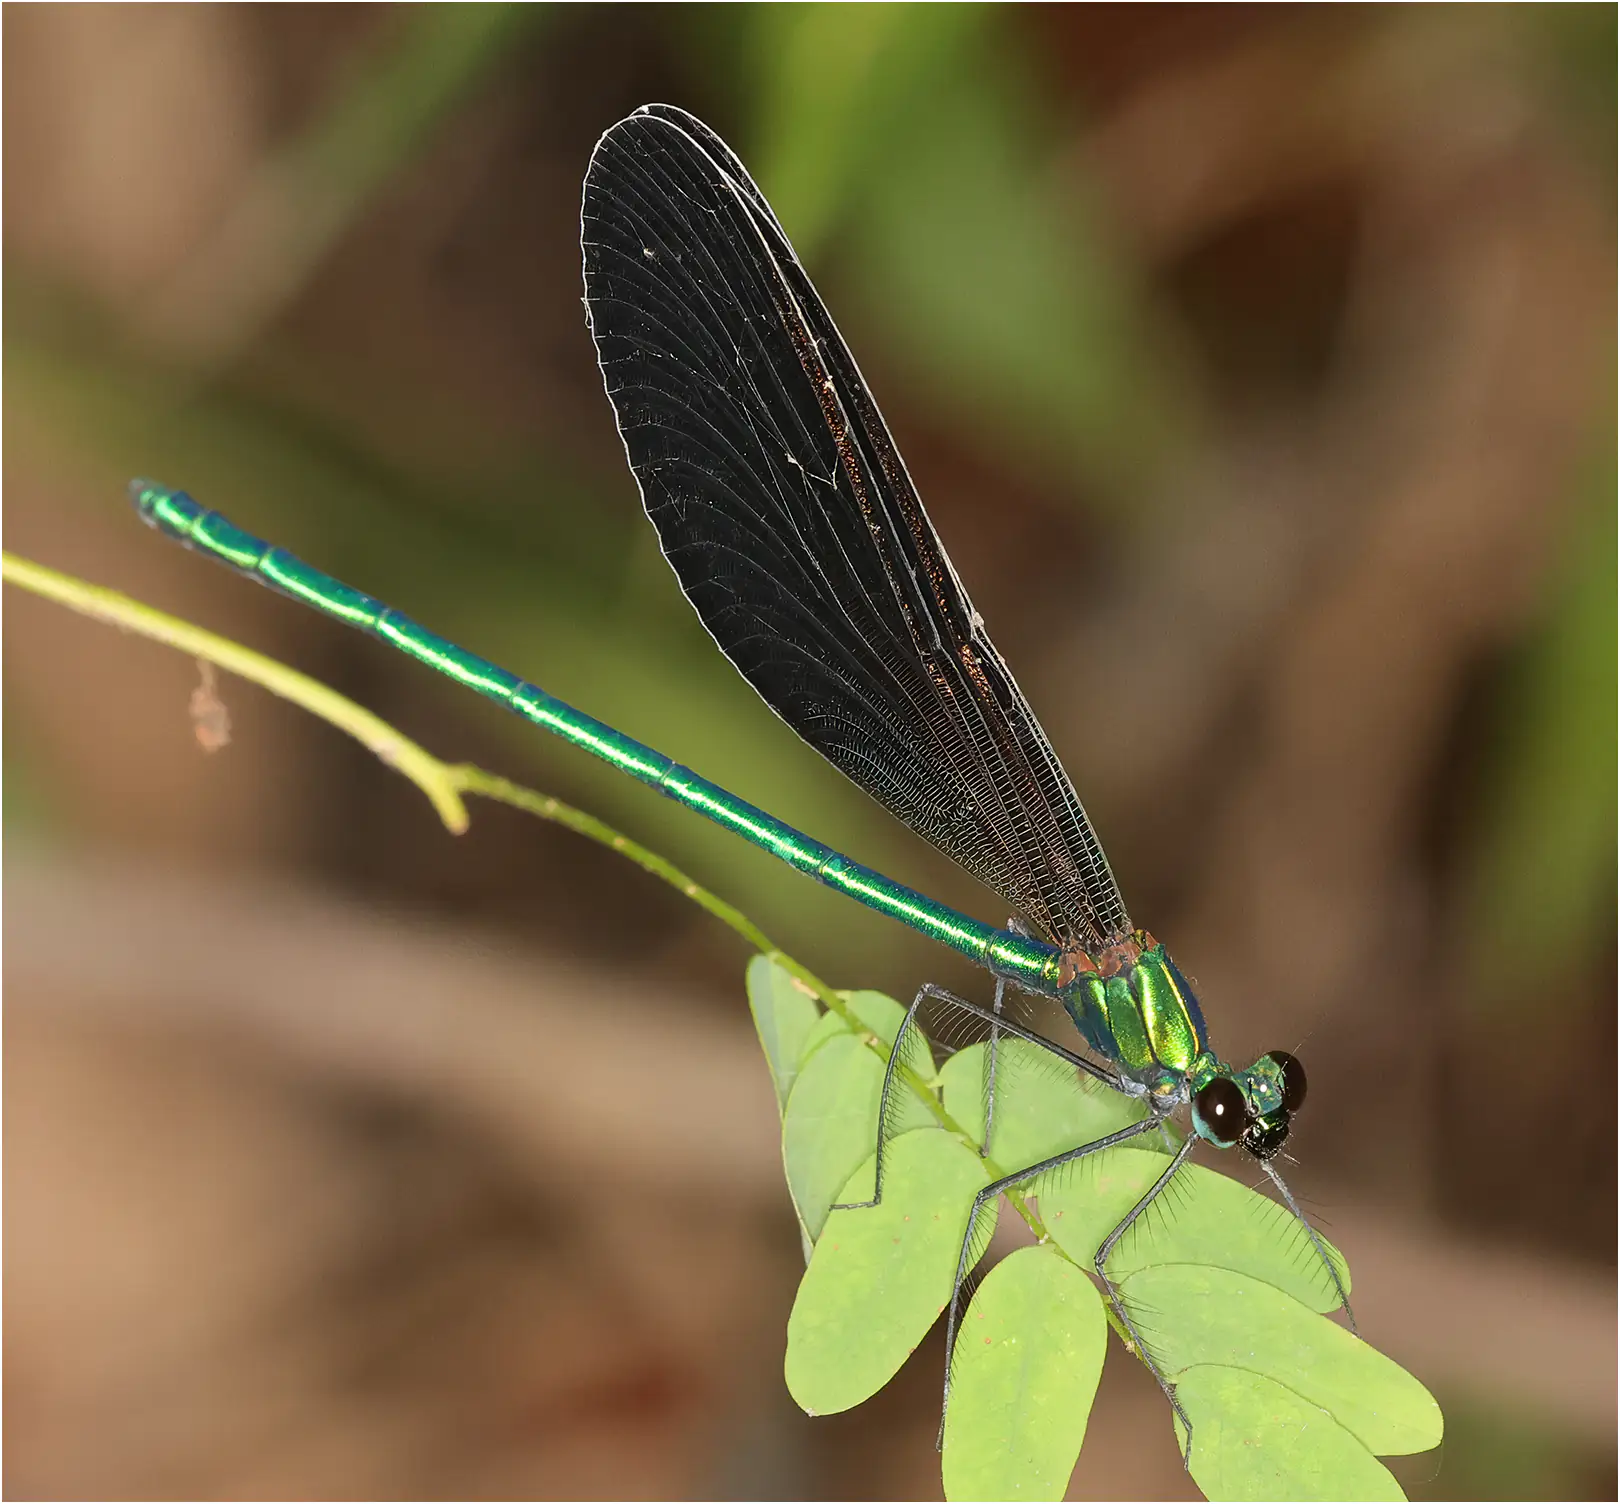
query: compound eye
[
  {"left": 1192, "top": 1076, "right": 1246, "bottom": 1146},
  {"left": 1267, "top": 1050, "right": 1307, "bottom": 1113}
]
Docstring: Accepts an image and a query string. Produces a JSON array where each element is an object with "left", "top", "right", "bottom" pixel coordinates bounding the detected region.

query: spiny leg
[
  {"left": 1260, "top": 1157, "right": 1356, "bottom": 1334},
  {"left": 981, "top": 973, "right": 1008, "bottom": 1158},
  {"left": 936, "top": 1113, "right": 1163, "bottom": 1446},
  {"left": 830, "top": 981, "right": 963, "bottom": 1213},
  {"left": 830, "top": 984, "right": 1121, "bottom": 1214},
  {"left": 981, "top": 916, "right": 1033, "bottom": 1162},
  {"left": 1093, "top": 1134, "right": 1199, "bottom": 1465},
  {"left": 910, "top": 991, "right": 1120, "bottom": 1087}
]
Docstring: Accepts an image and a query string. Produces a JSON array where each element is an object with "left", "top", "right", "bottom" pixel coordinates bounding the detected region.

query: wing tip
[{"left": 591, "top": 102, "right": 701, "bottom": 156}]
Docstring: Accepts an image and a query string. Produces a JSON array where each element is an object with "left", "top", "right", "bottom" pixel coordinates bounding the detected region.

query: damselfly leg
[
  {"left": 936, "top": 1114, "right": 1186, "bottom": 1447},
  {"left": 1090, "top": 1134, "right": 1201, "bottom": 1463},
  {"left": 1260, "top": 1157, "right": 1356, "bottom": 1331},
  {"left": 829, "top": 982, "right": 1119, "bottom": 1214},
  {"left": 936, "top": 1112, "right": 1356, "bottom": 1469}
]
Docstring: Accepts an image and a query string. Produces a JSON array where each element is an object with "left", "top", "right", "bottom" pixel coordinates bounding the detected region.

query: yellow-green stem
[{"left": 3, "top": 547, "right": 1045, "bottom": 1236}]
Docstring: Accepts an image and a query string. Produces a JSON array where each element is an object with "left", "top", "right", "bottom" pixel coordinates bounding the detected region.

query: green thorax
[{"left": 1060, "top": 935, "right": 1213, "bottom": 1086}]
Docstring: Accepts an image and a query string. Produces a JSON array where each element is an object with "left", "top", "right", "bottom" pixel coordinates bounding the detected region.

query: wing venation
[{"left": 580, "top": 103, "right": 1128, "bottom": 950}]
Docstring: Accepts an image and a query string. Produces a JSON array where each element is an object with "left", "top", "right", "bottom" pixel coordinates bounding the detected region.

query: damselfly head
[{"left": 1190, "top": 1050, "right": 1307, "bottom": 1159}]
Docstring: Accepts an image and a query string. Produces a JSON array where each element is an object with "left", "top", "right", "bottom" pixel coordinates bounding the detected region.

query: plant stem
[{"left": 3, "top": 546, "right": 1043, "bottom": 1233}]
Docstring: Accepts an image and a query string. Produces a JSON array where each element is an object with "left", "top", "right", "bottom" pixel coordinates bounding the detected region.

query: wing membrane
[{"left": 581, "top": 103, "right": 1127, "bottom": 951}]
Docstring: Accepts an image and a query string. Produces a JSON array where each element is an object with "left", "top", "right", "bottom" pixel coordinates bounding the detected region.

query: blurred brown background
[{"left": 4, "top": 5, "right": 1614, "bottom": 1499}]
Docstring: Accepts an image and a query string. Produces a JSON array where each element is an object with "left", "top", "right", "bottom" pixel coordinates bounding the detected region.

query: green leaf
[
  {"left": 1176, "top": 1366, "right": 1407, "bottom": 1503},
  {"left": 1041, "top": 1147, "right": 1350, "bottom": 1313},
  {"left": 941, "top": 1244, "right": 1106, "bottom": 1501},
  {"left": 796, "top": 1004, "right": 852, "bottom": 1065},
  {"left": 844, "top": 988, "right": 938, "bottom": 1066},
  {"left": 782, "top": 1035, "right": 886, "bottom": 1241},
  {"left": 1129, "top": 1265, "right": 1441, "bottom": 1458},
  {"left": 786, "top": 1129, "right": 991, "bottom": 1415},
  {"left": 781, "top": 1018, "right": 936, "bottom": 1240},
  {"left": 746, "top": 955, "right": 824, "bottom": 1110},
  {"left": 938, "top": 1038, "right": 1160, "bottom": 1170},
  {"left": 762, "top": 986, "right": 1440, "bottom": 1500},
  {"left": 796, "top": 986, "right": 937, "bottom": 1073}
]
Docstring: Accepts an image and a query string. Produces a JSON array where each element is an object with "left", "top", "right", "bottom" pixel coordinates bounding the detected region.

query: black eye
[
  {"left": 1193, "top": 1077, "right": 1246, "bottom": 1145},
  {"left": 1267, "top": 1051, "right": 1307, "bottom": 1113}
]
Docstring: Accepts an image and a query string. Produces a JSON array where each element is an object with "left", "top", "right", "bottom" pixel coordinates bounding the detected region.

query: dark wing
[{"left": 580, "top": 103, "right": 1128, "bottom": 952}]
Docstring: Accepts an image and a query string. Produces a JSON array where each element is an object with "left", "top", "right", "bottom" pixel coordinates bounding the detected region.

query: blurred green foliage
[
  {"left": 742, "top": 2, "right": 1188, "bottom": 499},
  {"left": 7, "top": 2, "right": 1613, "bottom": 1004},
  {"left": 137, "top": 4, "right": 543, "bottom": 368},
  {"left": 1515, "top": 2, "right": 1618, "bottom": 173},
  {"left": 1465, "top": 407, "right": 1616, "bottom": 1009}
]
